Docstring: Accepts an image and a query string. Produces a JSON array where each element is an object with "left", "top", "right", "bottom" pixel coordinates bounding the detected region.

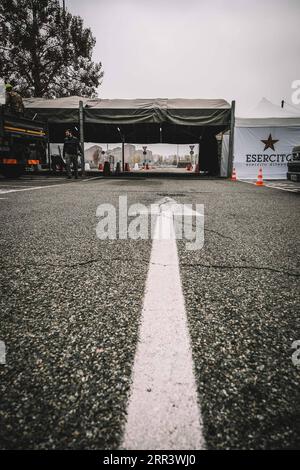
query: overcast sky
[{"left": 67, "top": 0, "right": 300, "bottom": 153}]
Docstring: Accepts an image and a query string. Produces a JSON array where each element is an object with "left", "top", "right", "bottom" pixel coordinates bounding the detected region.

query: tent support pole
[
  {"left": 228, "top": 100, "right": 235, "bottom": 177},
  {"left": 122, "top": 139, "right": 125, "bottom": 172},
  {"left": 197, "top": 128, "right": 205, "bottom": 174},
  {"left": 46, "top": 119, "right": 51, "bottom": 171},
  {"left": 79, "top": 100, "right": 85, "bottom": 177},
  {"left": 197, "top": 141, "right": 201, "bottom": 173}
]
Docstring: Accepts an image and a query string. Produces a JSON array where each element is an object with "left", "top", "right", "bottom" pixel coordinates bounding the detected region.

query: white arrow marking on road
[{"left": 121, "top": 198, "right": 205, "bottom": 450}]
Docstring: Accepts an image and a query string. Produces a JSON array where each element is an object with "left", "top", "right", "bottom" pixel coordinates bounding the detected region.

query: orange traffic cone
[
  {"left": 256, "top": 167, "right": 264, "bottom": 186},
  {"left": 231, "top": 168, "right": 237, "bottom": 181}
]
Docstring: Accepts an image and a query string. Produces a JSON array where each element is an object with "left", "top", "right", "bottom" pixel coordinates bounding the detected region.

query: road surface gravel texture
[{"left": 0, "top": 176, "right": 299, "bottom": 449}]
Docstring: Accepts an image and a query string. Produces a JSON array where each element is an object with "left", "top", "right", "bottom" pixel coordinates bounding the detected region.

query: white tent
[{"left": 232, "top": 98, "right": 300, "bottom": 179}]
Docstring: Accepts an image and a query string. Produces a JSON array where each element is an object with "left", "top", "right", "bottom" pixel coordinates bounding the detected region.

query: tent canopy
[
  {"left": 236, "top": 97, "right": 300, "bottom": 127},
  {"left": 24, "top": 96, "right": 232, "bottom": 143},
  {"left": 233, "top": 98, "right": 300, "bottom": 180}
]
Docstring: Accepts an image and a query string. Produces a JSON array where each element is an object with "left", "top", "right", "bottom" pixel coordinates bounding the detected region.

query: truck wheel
[{"left": 1, "top": 165, "right": 25, "bottom": 178}]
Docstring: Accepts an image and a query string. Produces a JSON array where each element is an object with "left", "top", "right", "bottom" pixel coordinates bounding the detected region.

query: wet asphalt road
[{"left": 0, "top": 175, "right": 299, "bottom": 449}]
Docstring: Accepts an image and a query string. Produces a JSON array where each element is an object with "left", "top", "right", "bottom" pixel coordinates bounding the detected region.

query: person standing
[
  {"left": 63, "top": 129, "right": 83, "bottom": 179},
  {"left": 5, "top": 84, "right": 25, "bottom": 116}
]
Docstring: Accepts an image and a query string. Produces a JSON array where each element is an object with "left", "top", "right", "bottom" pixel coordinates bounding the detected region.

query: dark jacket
[{"left": 63, "top": 136, "right": 83, "bottom": 157}]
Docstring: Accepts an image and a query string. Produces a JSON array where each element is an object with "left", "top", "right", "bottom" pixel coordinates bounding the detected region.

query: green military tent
[
  {"left": 24, "top": 96, "right": 235, "bottom": 174},
  {"left": 24, "top": 96, "right": 233, "bottom": 143}
]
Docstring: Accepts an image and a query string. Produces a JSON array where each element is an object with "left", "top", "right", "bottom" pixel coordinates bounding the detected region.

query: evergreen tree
[{"left": 0, "top": 0, "right": 104, "bottom": 98}]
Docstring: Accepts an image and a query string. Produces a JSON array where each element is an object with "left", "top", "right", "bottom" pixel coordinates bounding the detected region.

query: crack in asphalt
[
  {"left": 64, "top": 257, "right": 130, "bottom": 268},
  {"left": 3, "top": 257, "right": 134, "bottom": 270},
  {"left": 181, "top": 263, "right": 300, "bottom": 277},
  {"left": 7, "top": 257, "right": 299, "bottom": 278},
  {"left": 204, "top": 228, "right": 234, "bottom": 240}
]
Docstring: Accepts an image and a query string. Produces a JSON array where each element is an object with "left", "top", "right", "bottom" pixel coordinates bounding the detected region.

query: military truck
[
  {"left": 0, "top": 107, "right": 47, "bottom": 178},
  {"left": 287, "top": 145, "right": 300, "bottom": 182}
]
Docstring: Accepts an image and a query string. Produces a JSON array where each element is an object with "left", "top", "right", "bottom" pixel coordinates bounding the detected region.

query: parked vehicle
[
  {"left": 287, "top": 145, "right": 300, "bottom": 182},
  {"left": 0, "top": 107, "right": 47, "bottom": 178}
]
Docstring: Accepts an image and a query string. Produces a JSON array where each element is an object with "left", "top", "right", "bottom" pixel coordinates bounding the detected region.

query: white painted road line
[
  {"left": 0, "top": 186, "right": 59, "bottom": 194},
  {"left": 0, "top": 183, "right": 76, "bottom": 194},
  {"left": 81, "top": 176, "right": 104, "bottom": 182},
  {"left": 0, "top": 185, "right": 35, "bottom": 188},
  {"left": 239, "top": 179, "right": 300, "bottom": 193},
  {"left": 121, "top": 210, "right": 205, "bottom": 450},
  {"left": 0, "top": 177, "right": 104, "bottom": 194}
]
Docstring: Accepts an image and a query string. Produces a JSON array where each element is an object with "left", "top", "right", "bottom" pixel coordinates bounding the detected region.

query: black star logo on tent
[{"left": 261, "top": 134, "right": 279, "bottom": 151}]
